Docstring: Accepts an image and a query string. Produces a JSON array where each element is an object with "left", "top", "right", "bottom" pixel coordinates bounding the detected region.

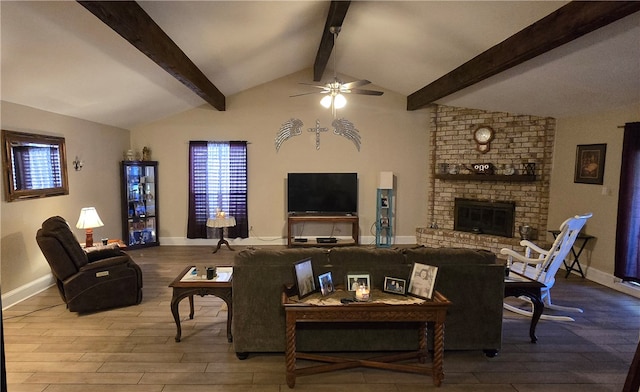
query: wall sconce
[{"left": 73, "top": 156, "right": 84, "bottom": 171}]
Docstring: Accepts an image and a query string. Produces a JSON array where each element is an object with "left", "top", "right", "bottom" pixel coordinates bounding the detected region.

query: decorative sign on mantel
[{"left": 466, "top": 163, "right": 494, "bottom": 174}]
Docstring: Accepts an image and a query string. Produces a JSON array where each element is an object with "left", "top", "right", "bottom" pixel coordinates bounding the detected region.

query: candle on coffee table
[{"left": 355, "top": 284, "right": 370, "bottom": 301}]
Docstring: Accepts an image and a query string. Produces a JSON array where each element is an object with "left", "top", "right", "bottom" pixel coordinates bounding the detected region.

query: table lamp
[{"left": 76, "top": 207, "right": 104, "bottom": 247}]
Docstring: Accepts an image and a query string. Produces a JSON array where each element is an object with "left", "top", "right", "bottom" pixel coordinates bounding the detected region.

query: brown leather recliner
[{"left": 36, "top": 216, "right": 143, "bottom": 313}]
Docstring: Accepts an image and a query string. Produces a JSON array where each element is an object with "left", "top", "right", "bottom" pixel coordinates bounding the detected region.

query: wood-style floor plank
[{"left": 4, "top": 245, "right": 640, "bottom": 391}]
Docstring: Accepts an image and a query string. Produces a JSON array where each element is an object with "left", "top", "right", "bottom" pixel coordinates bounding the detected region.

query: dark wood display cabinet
[{"left": 121, "top": 161, "right": 159, "bottom": 249}]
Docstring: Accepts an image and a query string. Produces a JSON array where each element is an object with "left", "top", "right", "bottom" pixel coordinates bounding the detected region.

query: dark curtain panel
[
  {"left": 12, "top": 146, "right": 28, "bottom": 189},
  {"left": 227, "top": 141, "right": 249, "bottom": 239},
  {"left": 186, "top": 141, "right": 248, "bottom": 239},
  {"left": 187, "top": 141, "right": 209, "bottom": 238},
  {"left": 49, "top": 146, "right": 62, "bottom": 187},
  {"left": 614, "top": 122, "right": 640, "bottom": 282}
]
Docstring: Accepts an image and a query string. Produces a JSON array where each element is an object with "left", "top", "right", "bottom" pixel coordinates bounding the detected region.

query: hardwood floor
[{"left": 4, "top": 245, "right": 640, "bottom": 391}]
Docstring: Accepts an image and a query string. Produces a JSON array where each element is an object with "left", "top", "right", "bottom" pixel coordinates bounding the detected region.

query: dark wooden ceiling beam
[
  {"left": 407, "top": 1, "right": 640, "bottom": 111},
  {"left": 313, "top": 1, "right": 351, "bottom": 81},
  {"left": 78, "top": 1, "right": 225, "bottom": 111}
]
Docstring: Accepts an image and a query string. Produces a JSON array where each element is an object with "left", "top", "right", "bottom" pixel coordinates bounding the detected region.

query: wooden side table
[
  {"left": 504, "top": 271, "right": 545, "bottom": 343},
  {"left": 206, "top": 217, "right": 236, "bottom": 253},
  {"left": 281, "top": 288, "right": 451, "bottom": 388},
  {"left": 169, "top": 266, "right": 233, "bottom": 342}
]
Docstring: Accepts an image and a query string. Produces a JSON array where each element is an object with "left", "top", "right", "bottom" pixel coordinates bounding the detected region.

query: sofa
[
  {"left": 232, "top": 246, "right": 504, "bottom": 358},
  {"left": 36, "top": 216, "right": 143, "bottom": 313}
]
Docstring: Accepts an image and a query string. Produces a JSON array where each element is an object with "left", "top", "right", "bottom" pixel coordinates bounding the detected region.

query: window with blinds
[
  {"left": 11, "top": 145, "right": 63, "bottom": 190},
  {"left": 187, "top": 141, "right": 248, "bottom": 239},
  {"left": 2, "top": 129, "right": 69, "bottom": 202}
]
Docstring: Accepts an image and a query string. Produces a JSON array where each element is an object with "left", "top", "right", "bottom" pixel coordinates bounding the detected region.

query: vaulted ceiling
[{"left": 2, "top": 1, "right": 639, "bottom": 130}]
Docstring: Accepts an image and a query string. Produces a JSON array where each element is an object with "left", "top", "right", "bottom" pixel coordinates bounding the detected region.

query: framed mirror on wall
[{"left": 2, "top": 129, "right": 69, "bottom": 202}]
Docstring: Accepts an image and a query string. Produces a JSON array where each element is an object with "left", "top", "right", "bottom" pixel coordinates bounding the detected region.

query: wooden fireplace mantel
[{"left": 434, "top": 174, "right": 536, "bottom": 182}]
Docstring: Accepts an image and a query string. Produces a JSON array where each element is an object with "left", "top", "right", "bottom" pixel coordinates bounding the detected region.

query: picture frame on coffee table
[
  {"left": 407, "top": 263, "right": 438, "bottom": 300},
  {"left": 293, "top": 258, "right": 316, "bottom": 299},
  {"left": 346, "top": 273, "right": 370, "bottom": 292},
  {"left": 383, "top": 276, "right": 407, "bottom": 295},
  {"left": 318, "top": 272, "right": 334, "bottom": 296}
]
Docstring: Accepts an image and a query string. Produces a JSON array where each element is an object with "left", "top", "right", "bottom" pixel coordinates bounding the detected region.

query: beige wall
[
  {"left": 548, "top": 103, "right": 640, "bottom": 279},
  {"left": 1, "top": 101, "right": 129, "bottom": 297},
  {"left": 130, "top": 69, "right": 430, "bottom": 245},
  {"left": 2, "top": 71, "right": 638, "bottom": 305}
]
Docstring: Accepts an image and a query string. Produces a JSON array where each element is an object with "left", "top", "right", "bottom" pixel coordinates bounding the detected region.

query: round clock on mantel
[{"left": 473, "top": 125, "right": 495, "bottom": 153}]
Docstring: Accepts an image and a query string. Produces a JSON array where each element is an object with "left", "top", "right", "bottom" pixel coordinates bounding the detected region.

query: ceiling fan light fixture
[
  {"left": 334, "top": 93, "right": 347, "bottom": 109},
  {"left": 294, "top": 25, "right": 382, "bottom": 118},
  {"left": 320, "top": 95, "right": 332, "bottom": 108}
]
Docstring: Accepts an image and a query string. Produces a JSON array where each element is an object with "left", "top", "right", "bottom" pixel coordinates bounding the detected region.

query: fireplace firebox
[{"left": 454, "top": 198, "right": 515, "bottom": 238}]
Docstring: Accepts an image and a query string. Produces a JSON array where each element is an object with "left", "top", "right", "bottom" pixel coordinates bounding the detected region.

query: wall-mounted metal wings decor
[
  {"left": 275, "top": 118, "right": 303, "bottom": 152},
  {"left": 332, "top": 118, "right": 360, "bottom": 151},
  {"left": 275, "top": 118, "right": 361, "bottom": 152}
]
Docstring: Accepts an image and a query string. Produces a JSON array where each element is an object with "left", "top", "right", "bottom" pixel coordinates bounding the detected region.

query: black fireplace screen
[{"left": 454, "top": 198, "right": 515, "bottom": 237}]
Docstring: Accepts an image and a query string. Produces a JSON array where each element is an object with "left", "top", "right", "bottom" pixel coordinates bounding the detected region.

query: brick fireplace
[{"left": 416, "top": 105, "right": 555, "bottom": 256}]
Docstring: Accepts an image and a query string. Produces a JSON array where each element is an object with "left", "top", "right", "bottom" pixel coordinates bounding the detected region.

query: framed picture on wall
[{"left": 574, "top": 144, "right": 607, "bottom": 185}]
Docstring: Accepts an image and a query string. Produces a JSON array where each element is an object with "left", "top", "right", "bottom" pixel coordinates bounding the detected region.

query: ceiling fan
[{"left": 291, "top": 26, "right": 383, "bottom": 116}]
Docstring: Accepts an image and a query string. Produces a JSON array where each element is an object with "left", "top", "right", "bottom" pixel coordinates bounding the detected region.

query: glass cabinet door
[{"left": 121, "top": 161, "right": 158, "bottom": 248}]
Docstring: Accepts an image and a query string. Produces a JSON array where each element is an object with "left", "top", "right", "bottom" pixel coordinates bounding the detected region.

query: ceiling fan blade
[
  {"left": 289, "top": 91, "right": 326, "bottom": 97},
  {"left": 298, "top": 83, "right": 329, "bottom": 89},
  {"left": 349, "top": 89, "right": 384, "bottom": 96},
  {"left": 341, "top": 80, "right": 371, "bottom": 90}
]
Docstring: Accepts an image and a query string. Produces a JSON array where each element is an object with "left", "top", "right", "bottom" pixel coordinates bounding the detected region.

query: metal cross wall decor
[
  {"left": 308, "top": 120, "right": 328, "bottom": 150},
  {"left": 275, "top": 118, "right": 361, "bottom": 152}
]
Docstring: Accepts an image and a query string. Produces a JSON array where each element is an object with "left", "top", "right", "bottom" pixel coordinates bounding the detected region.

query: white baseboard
[
  {"left": 571, "top": 266, "right": 640, "bottom": 299},
  {"left": 2, "top": 273, "right": 55, "bottom": 310},
  {"left": 159, "top": 236, "right": 287, "bottom": 246},
  {"left": 158, "top": 235, "right": 418, "bottom": 247}
]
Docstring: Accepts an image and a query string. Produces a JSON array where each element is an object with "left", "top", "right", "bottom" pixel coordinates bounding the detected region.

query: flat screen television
[{"left": 287, "top": 173, "right": 358, "bottom": 215}]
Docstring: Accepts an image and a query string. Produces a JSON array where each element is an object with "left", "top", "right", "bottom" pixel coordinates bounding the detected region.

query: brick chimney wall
[{"left": 417, "top": 105, "right": 555, "bottom": 256}]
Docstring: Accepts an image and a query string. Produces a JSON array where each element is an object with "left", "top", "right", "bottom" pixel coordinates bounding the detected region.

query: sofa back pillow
[
  {"left": 324, "top": 247, "right": 409, "bottom": 290},
  {"left": 403, "top": 246, "right": 496, "bottom": 266}
]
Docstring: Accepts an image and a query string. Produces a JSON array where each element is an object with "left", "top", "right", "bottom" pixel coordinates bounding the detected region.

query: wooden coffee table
[
  {"left": 282, "top": 287, "right": 451, "bottom": 388},
  {"left": 169, "top": 266, "right": 233, "bottom": 342}
]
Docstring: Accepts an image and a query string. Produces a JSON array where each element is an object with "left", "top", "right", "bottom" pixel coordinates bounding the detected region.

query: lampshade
[
  {"left": 320, "top": 93, "right": 347, "bottom": 111},
  {"left": 320, "top": 95, "right": 332, "bottom": 108},
  {"left": 378, "top": 171, "right": 394, "bottom": 189},
  {"left": 76, "top": 207, "right": 104, "bottom": 229},
  {"left": 76, "top": 207, "right": 104, "bottom": 248},
  {"left": 334, "top": 94, "right": 347, "bottom": 109}
]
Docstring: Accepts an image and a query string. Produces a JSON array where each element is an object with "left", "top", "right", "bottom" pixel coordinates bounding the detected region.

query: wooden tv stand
[{"left": 287, "top": 215, "right": 359, "bottom": 247}]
